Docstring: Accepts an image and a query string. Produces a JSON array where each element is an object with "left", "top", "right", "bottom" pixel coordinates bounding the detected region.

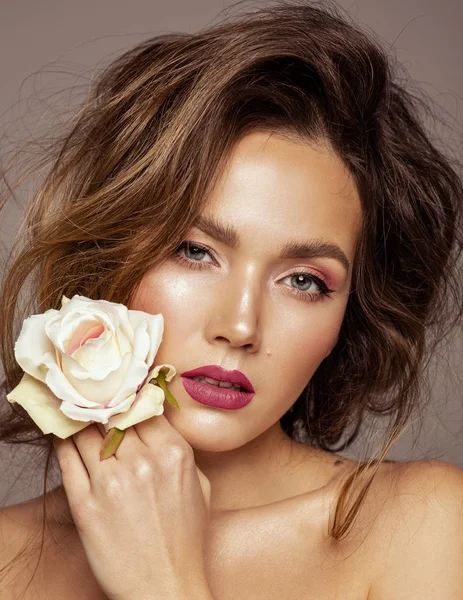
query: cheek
[
  {"left": 276, "top": 304, "right": 345, "bottom": 386},
  {"left": 297, "top": 324, "right": 338, "bottom": 364},
  {"left": 129, "top": 268, "right": 205, "bottom": 335}
]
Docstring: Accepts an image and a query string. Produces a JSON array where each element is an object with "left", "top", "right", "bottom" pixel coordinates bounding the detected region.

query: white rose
[{"left": 6, "top": 294, "right": 177, "bottom": 438}]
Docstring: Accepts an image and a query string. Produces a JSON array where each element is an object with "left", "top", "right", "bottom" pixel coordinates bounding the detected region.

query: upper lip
[{"left": 180, "top": 365, "right": 255, "bottom": 392}]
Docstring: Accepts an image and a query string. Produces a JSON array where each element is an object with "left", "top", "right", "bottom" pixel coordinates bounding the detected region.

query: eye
[
  {"left": 173, "top": 240, "right": 336, "bottom": 303},
  {"left": 174, "top": 241, "right": 215, "bottom": 269},
  {"left": 280, "top": 271, "right": 336, "bottom": 303}
]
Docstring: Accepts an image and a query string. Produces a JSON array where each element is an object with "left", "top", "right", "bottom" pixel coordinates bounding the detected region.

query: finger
[
  {"left": 54, "top": 433, "right": 91, "bottom": 497},
  {"left": 134, "top": 413, "right": 184, "bottom": 449},
  {"left": 108, "top": 425, "right": 143, "bottom": 462},
  {"left": 72, "top": 423, "right": 115, "bottom": 477}
]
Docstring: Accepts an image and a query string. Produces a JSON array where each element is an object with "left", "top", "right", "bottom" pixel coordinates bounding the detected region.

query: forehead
[{"left": 202, "top": 131, "right": 362, "bottom": 258}]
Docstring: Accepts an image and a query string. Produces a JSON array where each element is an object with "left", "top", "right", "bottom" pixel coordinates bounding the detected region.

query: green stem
[
  {"left": 100, "top": 427, "right": 125, "bottom": 461},
  {"left": 154, "top": 369, "right": 180, "bottom": 409}
]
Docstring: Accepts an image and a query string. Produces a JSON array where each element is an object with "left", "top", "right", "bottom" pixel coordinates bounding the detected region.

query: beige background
[{"left": 1, "top": 0, "right": 462, "bottom": 506}]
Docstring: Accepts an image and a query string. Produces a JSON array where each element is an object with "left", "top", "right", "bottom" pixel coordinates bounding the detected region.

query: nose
[{"left": 205, "top": 266, "right": 263, "bottom": 352}]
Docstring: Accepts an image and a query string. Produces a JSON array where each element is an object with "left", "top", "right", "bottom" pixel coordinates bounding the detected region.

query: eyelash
[{"left": 173, "top": 241, "right": 336, "bottom": 303}]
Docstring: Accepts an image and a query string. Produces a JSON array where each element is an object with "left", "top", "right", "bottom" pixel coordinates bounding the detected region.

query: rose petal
[
  {"left": 148, "top": 363, "right": 177, "bottom": 383},
  {"left": 49, "top": 309, "right": 126, "bottom": 381},
  {"left": 12, "top": 296, "right": 167, "bottom": 434},
  {"left": 105, "top": 382, "right": 165, "bottom": 432},
  {"left": 79, "top": 323, "right": 105, "bottom": 345},
  {"left": 59, "top": 389, "right": 137, "bottom": 424},
  {"left": 62, "top": 351, "right": 132, "bottom": 405},
  {"left": 60, "top": 350, "right": 123, "bottom": 384},
  {"left": 6, "top": 373, "right": 89, "bottom": 438},
  {"left": 128, "top": 310, "right": 164, "bottom": 370},
  {"left": 43, "top": 352, "right": 101, "bottom": 408},
  {"left": 112, "top": 327, "right": 132, "bottom": 358},
  {"left": 72, "top": 332, "right": 122, "bottom": 376},
  {"left": 48, "top": 309, "right": 111, "bottom": 355},
  {"left": 122, "top": 315, "right": 151, "bottom": 364},
  {"left": 61, "top": 296, "right": 136, "bottom": 347},
  {"left": 62, "top": 319, "right": 105, "bottom": 355},
  {"left": 14, "top": 310, "right": 60, "bottom": 383},
  {"left": 106, "top": 320, "right": 151, "bottom": 408}
]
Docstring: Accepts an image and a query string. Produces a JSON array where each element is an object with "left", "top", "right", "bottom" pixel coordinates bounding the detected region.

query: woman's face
[{"left": 129, "top": 131, "right": 362, "bottom": 452}]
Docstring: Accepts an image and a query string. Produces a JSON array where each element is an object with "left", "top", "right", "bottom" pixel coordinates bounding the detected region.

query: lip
[
  {"left": 180, "top": 364, "right": 254, "bottom": 392},
  {"left": 181, "top": 376, "right": 255, "bottom": 410}
]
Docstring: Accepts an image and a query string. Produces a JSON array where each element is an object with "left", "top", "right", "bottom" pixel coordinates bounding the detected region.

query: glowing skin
[{"left": 129, "top": 131, "right": 362, "bottom": 514}]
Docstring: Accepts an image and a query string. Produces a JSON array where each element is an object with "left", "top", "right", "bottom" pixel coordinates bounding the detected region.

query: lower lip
[{"left": 181, "top": 376, "right": 255, "bottom": 409}]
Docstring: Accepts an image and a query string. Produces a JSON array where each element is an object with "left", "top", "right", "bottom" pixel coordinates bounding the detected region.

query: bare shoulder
[
  {"left": 0, "top": 500, "right": 37, "bottom": 561},
  {"left": 0, "top": 494, "right": 77, "bottom": 598},
  {"left": 367, "top": 459, "right": 463, "bottom": 599},
  {"left": 0, "top": 494, "right": 103, "bottom": 600},
  {"left": 0, "top": 500, "right": 42, "bottom": 597}
]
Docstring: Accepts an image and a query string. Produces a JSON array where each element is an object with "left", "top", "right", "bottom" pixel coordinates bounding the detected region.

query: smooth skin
[
  {"left": 1, "top": 131, "right": 462, "bottom": 599},
  {"left": 129, "top": 131, "right": 361, "bottom": 514},
  {"left": 53, "top": 418, "right": 213, "bottom": 600}
]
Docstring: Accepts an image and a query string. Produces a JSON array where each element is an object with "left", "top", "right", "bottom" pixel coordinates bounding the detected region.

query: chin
[{"left": 163, "top": 403, "right": 251, "bottom": 452}]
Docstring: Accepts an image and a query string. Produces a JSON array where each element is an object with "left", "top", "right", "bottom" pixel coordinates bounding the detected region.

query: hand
[{"left": 53, "top": 416, "right": 213, "bottom": 600}]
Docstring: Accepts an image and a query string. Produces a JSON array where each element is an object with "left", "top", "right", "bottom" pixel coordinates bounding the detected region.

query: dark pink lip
[
  {"left": 180, "top": 364, "right": 254, "bottom": 393},
  {"left": 181, "top": 376, "right": 254, "bottom": 410}
]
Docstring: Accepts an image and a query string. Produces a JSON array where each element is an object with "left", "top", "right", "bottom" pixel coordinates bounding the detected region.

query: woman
[{"left": 1, "top": 2, "right": 462, "bottom": 598}]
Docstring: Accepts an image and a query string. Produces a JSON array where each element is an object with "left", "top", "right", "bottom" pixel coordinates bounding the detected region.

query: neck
[{"left": 192, "top": 422, "right": 321, "bottom": 513}]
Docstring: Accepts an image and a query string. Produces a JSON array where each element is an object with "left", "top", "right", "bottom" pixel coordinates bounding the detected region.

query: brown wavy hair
[{"left": 1, "top": 0, "right": 462, "bottom": 591}]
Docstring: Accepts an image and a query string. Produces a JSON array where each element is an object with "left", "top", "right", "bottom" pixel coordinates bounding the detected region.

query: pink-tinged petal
[
  {"left": 6, "top": 373, "right": 89, "bottom": 438},
  {"left": 72, "top": 334, "right": 122, "bottom": 378},
  {"left": 61, "top": 295, "right": 136, "bottom": 346},
  {"left": 43, "top": 353, "right": 101, "bottom": 408},
  {"left": 48, "top": 309, "right": 111, "bottom": 355},
  {"left": 128, "top": 311, "right": 164, "bottom": 369},
  {"left": 80, "top": 323, "right": 104, "bottom": 344},
  {"left": 98, "top": 301, "right": 137, "bottom": 347},
  {"left": 59, "top": 390, "right": 137, "bottom": 425},
  {"left": 49, "top": 310, "right": 122, "bottom": 380},
  {"left": 14, "top": 310, "right": 60, "bottom": 383},
  {"left": 52, "top": 307, "right": 131, "bottom": 380},
  {"left": 106, "top": 382, "right": 165, "bottom": 432},
  {"left": 63, "top": 319, "right": 104, "bottom": 355}
]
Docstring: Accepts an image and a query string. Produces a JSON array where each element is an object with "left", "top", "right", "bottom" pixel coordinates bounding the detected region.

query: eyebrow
[{"left": 192, "top": 215, "right": 351, "bottom": 274}]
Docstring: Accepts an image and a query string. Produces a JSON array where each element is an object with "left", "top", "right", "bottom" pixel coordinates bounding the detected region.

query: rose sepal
[
  {"left": 6, "top": 373, "right": 89, "bottom": 438},
  {"left": 149, "top": 364, "right": 180, "bottom": 409}
]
